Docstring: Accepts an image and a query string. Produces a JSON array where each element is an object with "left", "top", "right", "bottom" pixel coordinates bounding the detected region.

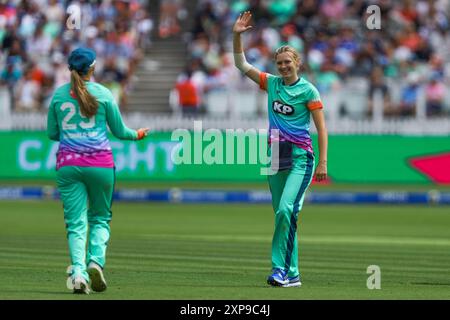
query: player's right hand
[
  {"left": 136, "top": 128, "right": 150, "bottom": 140},
  {"left": 314, "top": 162, "right": 327, "bottom": 182},
  {"left": 233, "top": 11, "right": 253, "bottom": 34}
]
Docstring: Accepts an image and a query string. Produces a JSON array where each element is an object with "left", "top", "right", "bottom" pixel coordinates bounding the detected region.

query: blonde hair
[
  {"left": 70, "top": 69, "right": 98, "bottom": 118},
  {"left": 274, "top": 45, "right": 301, "bottom": 66}
]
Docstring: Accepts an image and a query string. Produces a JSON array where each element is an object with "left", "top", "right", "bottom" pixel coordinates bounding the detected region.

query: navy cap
[{"left": 68, "top": 47, "right": 96, "bottom": 75}]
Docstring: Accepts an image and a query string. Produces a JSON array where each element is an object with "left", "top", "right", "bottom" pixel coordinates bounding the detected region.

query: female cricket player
[
  {"left": 47, "top": 47, "right": 149, "bottom": 294},
  {"left": 233, "top": 12, "right": 328, "bottom": 287}
]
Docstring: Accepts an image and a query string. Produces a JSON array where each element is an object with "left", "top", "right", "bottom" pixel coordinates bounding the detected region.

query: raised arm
[
  {"left": 232, "top": 11, "right": 263, "bottom": 86},
  {"left": 311, "top": 108, "right": 328, "bottom": 181}
]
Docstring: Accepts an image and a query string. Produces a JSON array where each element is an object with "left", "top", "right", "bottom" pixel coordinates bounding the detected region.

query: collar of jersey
[{"left": 282, "top": 77, "right": 301, "bottom": 87}]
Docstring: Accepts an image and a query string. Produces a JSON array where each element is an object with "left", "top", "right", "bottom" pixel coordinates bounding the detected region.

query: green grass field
[
  {"left": 0, "top": 200, "right": 449, "bottom": 300},
  {"left": 3, "top": 179, "right": 450, "bottom": 192}
]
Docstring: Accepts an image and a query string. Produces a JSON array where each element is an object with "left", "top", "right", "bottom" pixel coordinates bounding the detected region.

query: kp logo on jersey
[{"left": 272, "top": 100, "right": 294, "bottom": 115}]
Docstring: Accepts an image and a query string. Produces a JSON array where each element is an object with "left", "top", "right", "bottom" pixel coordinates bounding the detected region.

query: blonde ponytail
[{"left": 70, "top": 70, "right": 98, "bottom": 118}]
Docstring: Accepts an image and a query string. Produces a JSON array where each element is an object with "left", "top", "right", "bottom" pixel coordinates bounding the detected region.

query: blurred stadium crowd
[
  {"left": 1, "top": 0, "right": 450, "bottom": 120},
  {"left": 174, "top": 0, "right": 450, "bottom": 119},
  {"left": 0, "top": 0, "right": 153, "bottom": 112}
]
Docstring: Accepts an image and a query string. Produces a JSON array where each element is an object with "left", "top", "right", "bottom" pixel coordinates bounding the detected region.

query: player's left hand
[{"left": 314, "top": 162, "right": 327, "bottom": 182}]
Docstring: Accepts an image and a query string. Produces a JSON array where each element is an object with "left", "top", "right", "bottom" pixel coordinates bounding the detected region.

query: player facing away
[
  {"left": 233, "top": 12, "right": 328, "bottom": 287},
  {"left": 47, "top": 48, "right": 149, "bottom": 294}
]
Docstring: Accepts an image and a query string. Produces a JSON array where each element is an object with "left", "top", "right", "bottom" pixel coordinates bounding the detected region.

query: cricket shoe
[
  {"left": 267, "top": 269, "right": 289, "bottom": 286},
  {"left": 87, "top": 262, "right": 107, "bottom": 292},
  {"left": 66, "top": 266, "right": 91, "bottom": 294},
  {"left": 281, "top": 275, "right": 302, "bottom": 287}
]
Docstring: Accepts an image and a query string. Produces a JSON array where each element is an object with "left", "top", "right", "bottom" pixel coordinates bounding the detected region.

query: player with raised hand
[
  {"left": 233, "top": 12, "right": 328, "bottom": 287},
  {"left": 47, "top": 47, "right": 149, "bottom": 294}
]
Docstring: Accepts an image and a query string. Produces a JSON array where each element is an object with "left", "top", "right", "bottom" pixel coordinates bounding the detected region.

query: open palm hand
[{"left": 233, "top": 11, "right": 253, "bottom": 34}]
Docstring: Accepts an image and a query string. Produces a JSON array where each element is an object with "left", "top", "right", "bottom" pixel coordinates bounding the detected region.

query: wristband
[{"left": 233, "top": 52, "right": 253, "bottom": 73}]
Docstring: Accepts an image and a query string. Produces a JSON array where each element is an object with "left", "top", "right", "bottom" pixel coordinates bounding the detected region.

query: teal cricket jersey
[
  {"left": 260, "top": 73, "right": 323, "bottom": 154},
  {"left": 47, "top": 81, "right": 138, "bottom": 169}
]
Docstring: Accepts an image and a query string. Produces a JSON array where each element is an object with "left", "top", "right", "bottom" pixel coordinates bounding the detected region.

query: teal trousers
[
  {"left": 268, "top": 145, "right": 315, "bottom": 278},
  {"left": 56, "top": 166, "right": 115, "bottom": 281}
]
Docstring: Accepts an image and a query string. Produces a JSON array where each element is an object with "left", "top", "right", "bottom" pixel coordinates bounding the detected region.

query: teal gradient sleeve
[
  {"left": 47, "top": 98, "right": 60, "bottom": 141},
  {"left": 104, "top": 93, "right": 138, "bottom": 140}
]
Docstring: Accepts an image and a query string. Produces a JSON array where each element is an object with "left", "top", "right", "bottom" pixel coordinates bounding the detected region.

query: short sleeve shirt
[{"left": 260, "top": 72, "right": 323, "bottom": 154}]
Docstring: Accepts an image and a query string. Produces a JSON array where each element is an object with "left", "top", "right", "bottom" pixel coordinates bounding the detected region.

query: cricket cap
[{"left": 68, "top": 47, "right": 96, "bottom": 75}]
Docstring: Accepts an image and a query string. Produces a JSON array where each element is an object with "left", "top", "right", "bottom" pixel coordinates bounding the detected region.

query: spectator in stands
[
  {"left": 17, "top": 1, "right": 40, "bottom": 39},
  {"left": 192, "top": 1, "right": 220, "bottom": 40},
  {"left": 188, "top": 58, "right": 208, "bottom": 109},
  {"left": 346, "top": 0, "right": 368, "bottom": 19},
  {"left": 230, "top": 0, "right": 250, "bottom": 16},
  {"left": 0, "top": 0, "right": 153, "bottom": 113},
  {"left": 0, "top": 1, "right": 17, "bottom": 29},
  {"left": 45, "top": 0, "right": 64, "bottom": 21},
  {"left": 353, "top": 41, "right": 379, "bottom": 77},
  {"left": 394, "top": 0, "right": 419, "bottom": 26},
  {"left": 3, "top": 37, "right": 26, "bottom": 66},
  {"left": 267, "top": 0, "right": 297, "bottom": 26},
  {"left": 398, "top": 23, "right": 422, "bottom": 53},
  {"left": 425, "top": 72, "right": 446, "bottom": 117},
  {"left": 430, "top": 28, "right": 450, "bottom": 64},
  {"left": 44, "top": 0, "right": 64, "bottom": 39},
  {"left": 26, "top": 23, "right": 52, "bottom": 62},
  {"left": 336, "top": 26, "right": 359, "bottom": 68},
  {"left": 0, "top": 56, "right": 22, "bottom": 110},
  {"left": 136, "top": 10, "right": 154, "bottom": 50},
  {"left": 14, "top": 66, "right": 41, "bottom": 112},
  {"left": 278, "top": 24, "right": 303, "bottom": 56},
  {"left": 428, "top": 54, "right": 446, "bottom": 78},
  {"left": 367, "top": 66, "right": 394, "bottom": 118},
  {"left": 294, "top": 0, "right": 320, "bottom": 31},
  {"left": 1, "top": 23, "right": 20, "bottom": 53},
  {"left": 174, "top": 68, "right": 200, "bottom": 116},
  {"left": 52, "top": 51, "right": 70, "bottom": 89},
  {"left": 29, "top": 62, "right": 45, "bottom": 87},
  {"left": 159, "top": 0, "right": 184, "bottom": 38},
  {"left": 41, "top": 72, "right": 55, "bottom": 109},
  {"left": 320, "top": 0, "right": 347, "bottom": 21},
  {"left": 101, "top": 56, "right": 126, "bottom": 109},
  {"left": 184, "top": 0, "right": 450, "bottom": 120},
  {"left": 414, "top": 37, "right": 433, "bottom": 62},
  {"left": 314, "top": 44, "right": 344, "bottom": 94},
  {"left": 399, "top": 72, "right": 420, "bottom": 117}
]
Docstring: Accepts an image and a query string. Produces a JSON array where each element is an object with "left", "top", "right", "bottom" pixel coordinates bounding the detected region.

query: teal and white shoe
[
  {"left": 66, "top": 266, "right": 91, "bottom": 294},
  {"left": 282, "top": 276, "right": 302, "bottom": 287},
  {"left": 87, "top": 262, "right": 107, "bottom": 292}
]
